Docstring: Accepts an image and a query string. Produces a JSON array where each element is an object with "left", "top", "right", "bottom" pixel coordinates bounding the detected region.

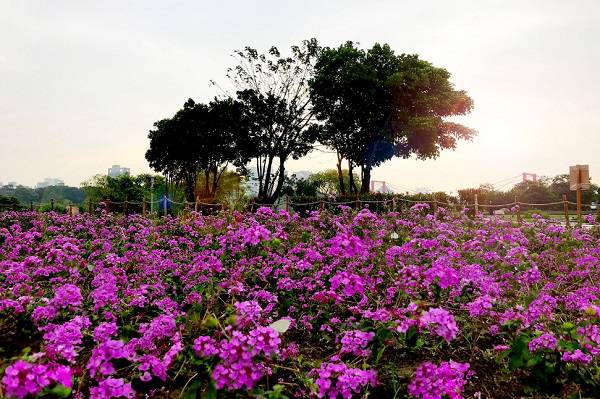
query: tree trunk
[
  {"left": 360, "top": 165, "right": 371, "bottom": 194},
  {"left": 348, "top": 160, "right": 357, "bottom": 195},
  {"left": 269, "top": 159, "right": 287, "bottom": 204},
  {"left": 336, "top": 152, "right": 346, "bottom": 196}
]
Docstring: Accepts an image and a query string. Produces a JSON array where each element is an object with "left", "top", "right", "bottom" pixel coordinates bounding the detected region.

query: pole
[
  {"left": 562, "top": 194, "right": 570, "bottom": 228},
  {"left": 392, "top": 196, "right": 397, "bottom": 212},
  {"left": 285, "top": 195, "right": 289, "bottom": 212},
  {"left": 51, "top": 198, "right": 54, "bottom": 211},
  {"left": 577, "top": 188, "right": 582, "bottom": 226},
  {"left": 142, "top": 199, "right": 147, "bottom": 216},
  {"left": 163, "top": 196, "right": 167, "bottom": 217},
  {"left": 320, "top": 199, "right": 325, "bottom": 212},
  {"left": 474, "top": 193, "right": 479, "bottom": 215},
  {"left": 30, "top": 201, "right": 33, "bottom": 211},
  {"left": 124, "top": 196, "right": 128, "bottom": 216},
  {"left": 69, "top": 202, "right": 73, "bottom": 216},
  {"left": 88, "top": 199, "right": 92, "bottom": 214},
  {"left": 150, "top": 177, "right": 154, "bottom": 215},
  {"left": 515, "top": 196, "right": 522, "bottom": 226}
]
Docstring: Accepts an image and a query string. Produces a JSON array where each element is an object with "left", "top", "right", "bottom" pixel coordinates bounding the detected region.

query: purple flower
[
  {"left": 420, "top": 308, "right": 459, "bottom": 342},
  {"left": 311, "top": 362, "right": 377, "bottom": 399},
  {"left": 561, "top": 349, "right": 592, "bottom": 365},
  {"left": 340, "top": 330, "right": 375, "bottom": 357},
  {"left": 89, "top": 377, "right": 134, "bottom": 399},
  {"left": 2, "top": 360, "right": 72, "bottom": 399},
  {"left": 52, "top": 283, "right": 83, "bottom": 308},
  {"left": 408, "top": 361, "right": 471, "bottom": 399},
  {"left": 193, "top": 336, "right": 219, "bottom": 357},
  {"left": 528, "top": 333, "right": 557, "bottom": 353}
]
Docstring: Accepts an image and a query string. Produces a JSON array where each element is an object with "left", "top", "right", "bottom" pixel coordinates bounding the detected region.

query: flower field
[{"left": 0, "top": 206, "right": 599, "bottom": 398}]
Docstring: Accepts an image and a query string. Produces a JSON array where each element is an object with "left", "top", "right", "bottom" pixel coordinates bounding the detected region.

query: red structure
[
  {"left": 522, "top": 172, "right": 538, "bottom": 182},
  {"left": 370, "top": 180, "right": 388, "bottom": 193}
]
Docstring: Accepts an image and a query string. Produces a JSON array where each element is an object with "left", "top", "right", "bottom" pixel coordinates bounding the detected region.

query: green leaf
[{"left": 46, "top": 385, "right": 72, "bottom": 398}]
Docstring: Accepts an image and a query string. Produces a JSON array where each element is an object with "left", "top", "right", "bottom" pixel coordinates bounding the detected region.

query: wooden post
[
  {"left": 88, "top": 199, "right": 93, "bottom": 214},
  {"left": 105, "top": 199, "right": 110, "bottom": 213},
  {"left": 432, "top": 199, "right": 438, "bottom": 216},
  {"left": 194, "top": 197, "right": 199, "bottom": 213},
  {"left": 562, "top": 194, "right": 570, "bottom": 228},
  {"left": 285, "top": 196, "right": 289, "bottom": 212},
  {"left": 576, "top": 187, "right": 582, "bottom": 226},
  {"left": 474, "top": 193, "right": 479, "bottom": 215},
  {"left": 69, "top": 202, "right": 73, "bottom": 216},
  {"left": 30, "top": 201, "right": 33, "bottom": 211},
  {"left": 51, "top": 198, "right": 54, "bottom": 211},
  {"left": 124, "top": 197, "right": 128, "bottom": 215},
  {"left": 142, "top": 200, "right": 147, "bottom": 216},
  {"left": 392, "top": 196, "right": 397, "bottom": 212},
  {"left": 515, "top": 196, "right": 522, "bottom": 225},
  {"left": 356, "top": 195, "right": 361, "bottom": 210},
  {"left": 320, "top": 199, "right": 325, "bottom": 212}
]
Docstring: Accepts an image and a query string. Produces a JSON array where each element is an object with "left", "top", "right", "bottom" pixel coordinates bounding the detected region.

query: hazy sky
[{"left": 1, "top": 0, "right": 599, "bottom": 192}]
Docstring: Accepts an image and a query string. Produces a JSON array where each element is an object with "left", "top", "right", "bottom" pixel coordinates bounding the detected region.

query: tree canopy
[
  {"left": 310, "top": 41, "right": 476, "bottom": 194},
  {"left": 228, "top": 39, "right": 321, "bottom": 202},
  {"left": 146, "top": 97, "right": 251, "bottom": 201}
]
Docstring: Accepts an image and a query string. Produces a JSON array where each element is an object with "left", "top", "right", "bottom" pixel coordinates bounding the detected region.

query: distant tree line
[
  {"left": 146, "top": 39, "right": 475, "bottom": 203},
  {"left": 458, "top": 175, "right": 600, "bottom": 207},
  {"left": 0, "top": 184, "right": 85, "bottom": 207}
]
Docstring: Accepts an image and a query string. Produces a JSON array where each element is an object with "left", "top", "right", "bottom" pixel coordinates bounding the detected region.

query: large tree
[
  {"left": 146, "top": 98, "right": 250, "bottom": 201},
  {"left": 228, "top": 39, "right": 320, "bottom": 203},
  {"left": 311, "top": 42, "right": 476, "bottom": 194}
]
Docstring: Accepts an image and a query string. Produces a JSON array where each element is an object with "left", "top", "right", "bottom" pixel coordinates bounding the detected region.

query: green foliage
[
  {"left": 311, "top": 41, "right": 475, "bottom": 194},
  {"left": 227, "top": 39, "right": 321, "bottom": 203},
  {"left": 146, "top": 98, "right": 251, "bottom": 201}
]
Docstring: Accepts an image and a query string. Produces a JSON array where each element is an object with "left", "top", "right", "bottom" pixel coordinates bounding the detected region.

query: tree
[
  {"left": 228, "top": 39, "right": 321, "bottom": 203},
  {"left": 146, "top": 98, "right": 250, "bottom": 201},
  {"left": 311, "top": 42, "right": 476, "bottom": 194},
  {"left": 308, "top": 169, "right": 361, "bottom": 196}
]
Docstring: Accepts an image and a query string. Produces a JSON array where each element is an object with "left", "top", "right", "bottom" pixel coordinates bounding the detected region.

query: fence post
[
  {"left": 562, "top": 194, "right": 570, "bottom": 228},
  {"left": 30, "top": 201, "right": 33, "bottom": 211},
  {"left": 69, "top": 202, "right": 73, "bottom": 216},
  {"left": 474, "top": 194, "right": 479, "bottom": 215},
  {"left": 392, "top": 196, "right": 397, "bottom": 212},
  {"left": 88, "top": 199, "right": 92, "bottom": 214},
  {"left": 576, "top": 187, "right": 582, "bottom": 226},
  {"left": 515, "top": 196, "right": 522, "bottom": 225},
  {"left": 51, "top": 198, "right": 54, "bottom": 211},
  {"left": 195, "top": 197, "right": 199, "bottom": 213},
  {"left": 163, "top": 196, "right": 167, "bottom": 217},
  {"left": 105, "top": 199, "right": 110, "bottom": 213},
  {"left": 285, "top": 196, "right": 289, "bottom": 212},
  {"left": 432, "top": 198, "right": 438, "bottom": 216},
  {"left": 320, "top": 199, "right": 325, "bottom": 212},
  {"left": 355, "top": 195, "right": 361, "bottom": 210},
  {"left": 124, "top": 197, "right": 128, "bottom": 216},
  {"left": 142, "top": 200, "right": 147, "bottom": 216}
]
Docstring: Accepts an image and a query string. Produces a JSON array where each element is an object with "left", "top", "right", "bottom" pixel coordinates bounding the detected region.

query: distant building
[
  {"left": 370, "top": 180, "right": 394, "bottom": 194},
  {"left": 108, "top": 165, "right": 130, "bottom": 178},
  {"left": 36, "top": 177, "right": 65, "bottom": 189}
]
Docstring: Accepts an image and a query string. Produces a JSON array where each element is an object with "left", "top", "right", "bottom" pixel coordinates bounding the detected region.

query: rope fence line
[{"left": 1, "top": 196, "right": 598, "bottom": 227}]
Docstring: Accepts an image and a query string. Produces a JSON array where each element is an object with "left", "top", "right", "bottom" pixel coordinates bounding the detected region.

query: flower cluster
[
  {"left": 419, "top": 308, "right": 459, "bottom": 342},
  {"left": 312, "top": 362, "right": 378, "bottom": 399},
  {"left": 340, "top": 330, "right": 375, "bottom": 357},
  {"left": 2, "top": 360, "right": 72, "bottom": 399},
  {"left": 408, "top": 361, "right": 471, "bottom": 399}
]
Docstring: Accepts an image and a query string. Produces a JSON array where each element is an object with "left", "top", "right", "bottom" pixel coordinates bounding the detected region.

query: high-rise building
[
  {"left": 35, "top": 178, "right": 65, "bottom": 188},
  {"left": 108, "top": 165, "right": 130, "bottom": 178}
]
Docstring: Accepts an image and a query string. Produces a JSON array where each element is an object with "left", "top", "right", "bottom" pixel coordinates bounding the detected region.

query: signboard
[{"left": 569, "top": 164, "right": 590, "bottom": 191}]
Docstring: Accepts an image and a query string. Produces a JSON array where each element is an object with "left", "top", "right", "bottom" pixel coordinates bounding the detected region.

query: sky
[{"left": 1, "top": 0, "right": 599, "bottom": 193}]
